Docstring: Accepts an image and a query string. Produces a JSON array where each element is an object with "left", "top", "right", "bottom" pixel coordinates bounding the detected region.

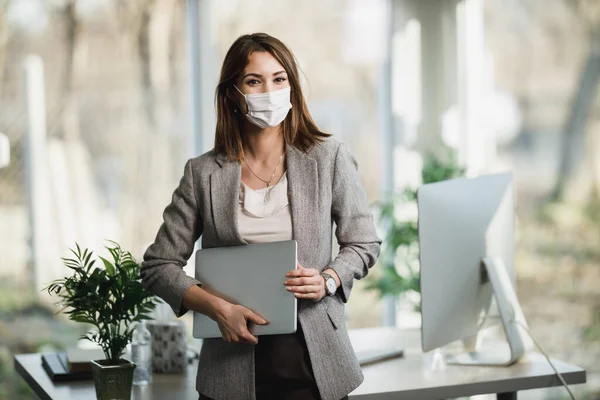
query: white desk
[
  {"left": 351, "top": 351, "right": 585, "bottom": 399},
  {"left": 349, "top": 327, "right": 587, "bottom": 400},
  {"left": 15, "top": 328, "right": 587, "bottom": 400}
]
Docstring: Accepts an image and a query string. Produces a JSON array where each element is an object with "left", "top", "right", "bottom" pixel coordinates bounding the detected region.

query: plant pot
[{"left": 90, "top": 358, "right": 136, "bottom": 400}]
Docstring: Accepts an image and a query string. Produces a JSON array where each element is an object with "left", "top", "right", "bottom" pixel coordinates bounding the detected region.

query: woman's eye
[
  {"left": 275, "top": 77, "right": 287, "bottom": 83},
  {"left": 246, "top": 79, "right": 260, "bottom": 85}
]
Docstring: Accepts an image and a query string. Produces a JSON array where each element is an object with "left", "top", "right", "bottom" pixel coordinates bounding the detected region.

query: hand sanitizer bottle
[{"left": 131, "top": 321, "right": 153, "bottom": 385}]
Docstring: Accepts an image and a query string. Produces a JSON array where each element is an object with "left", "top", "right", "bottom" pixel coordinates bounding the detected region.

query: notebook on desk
[{"left": 41, "top": 353, "right": 92, "bottom": 382}]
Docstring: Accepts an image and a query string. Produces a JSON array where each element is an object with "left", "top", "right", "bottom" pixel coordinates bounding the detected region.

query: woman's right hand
[{"left": 214, "top": 303, "right": 268, "bottom": 345}]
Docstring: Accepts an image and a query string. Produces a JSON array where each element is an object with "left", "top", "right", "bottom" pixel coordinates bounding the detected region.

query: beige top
[{"left": 237, "top": 172, "right": 293, "bottom": 243}]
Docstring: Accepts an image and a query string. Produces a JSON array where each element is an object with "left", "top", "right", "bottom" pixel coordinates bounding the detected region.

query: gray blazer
[{"left": 141, "top": 138, "right": 381, "bottom": 400}]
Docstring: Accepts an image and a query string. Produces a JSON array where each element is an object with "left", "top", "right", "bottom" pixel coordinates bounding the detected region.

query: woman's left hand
[{"left": 284, "top": 264, "right": 325, "bottom": 302}]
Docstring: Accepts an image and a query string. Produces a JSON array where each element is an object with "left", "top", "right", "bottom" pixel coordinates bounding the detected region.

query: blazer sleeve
[
  {"left": 329, "top": 142, "right": 382, "bottom": 303},
  {"left": 140, "top": 159, "right": 203, "bottom": 318}
]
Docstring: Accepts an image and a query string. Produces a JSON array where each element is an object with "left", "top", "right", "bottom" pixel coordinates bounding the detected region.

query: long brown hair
[{"left": 214, "top": 33, "right": 330, "bottom": 161}]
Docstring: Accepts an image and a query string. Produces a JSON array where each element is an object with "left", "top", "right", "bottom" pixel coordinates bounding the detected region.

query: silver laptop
[{"left": 192, "top": 240, "right": 298, "bottom": 339}]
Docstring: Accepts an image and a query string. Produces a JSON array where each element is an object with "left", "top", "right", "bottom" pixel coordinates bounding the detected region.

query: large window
[{"left": 1, "top": 1, "right": 598, "bottom": 398}]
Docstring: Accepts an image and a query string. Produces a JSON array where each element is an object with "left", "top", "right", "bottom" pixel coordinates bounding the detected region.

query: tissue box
[{"left": 147, "top": 321, "right": 187, "bottom": 373}]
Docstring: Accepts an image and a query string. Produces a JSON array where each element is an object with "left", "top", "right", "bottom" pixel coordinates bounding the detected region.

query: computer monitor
[{"left": 417, "top": 172, "right": 532, "bottom": 366}]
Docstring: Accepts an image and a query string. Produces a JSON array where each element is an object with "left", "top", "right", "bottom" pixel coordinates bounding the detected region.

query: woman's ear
[
  {"left": 236, "top": 99, "right": 247, "bottom": 115},
  {"left": 227, "top": 85, "right": 247, "bottom": 115},
  {"left": 234, "top": 85, "right": 248, "bottom": 114}
]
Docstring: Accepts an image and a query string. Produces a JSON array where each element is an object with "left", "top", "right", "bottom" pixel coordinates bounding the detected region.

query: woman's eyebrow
[
  {"left": 242, "top": 70, "right": 287, "bottom": 79},
  {"left": 242, "top": 73, "right": 262, "bottom": 79}
]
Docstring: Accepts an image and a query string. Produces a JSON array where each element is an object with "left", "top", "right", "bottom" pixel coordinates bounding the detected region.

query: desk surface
[
  {"left": 351, "top": 352, "right": 585, "bottom": 399},
  {"left": 15, "top": 328, "right": 587, "bottom": 400},
  {"left": 15, "top": 353, "right": 197, "bottom": 400}
]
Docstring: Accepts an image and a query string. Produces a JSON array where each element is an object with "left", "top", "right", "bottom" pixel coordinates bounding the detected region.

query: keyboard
[{"left": 356, "top": 347, "right": 404, "bottom": 366}]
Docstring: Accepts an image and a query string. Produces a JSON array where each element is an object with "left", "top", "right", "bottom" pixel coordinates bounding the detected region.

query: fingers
[
  {"left": 293, "top": 291, "right": 323, "bottom": 300},
  {"left": 239, "top": 330, "right": 259, "bottom": 345},
  {"left": 218, "top": 306, "right": 264, "bottom": 345},
  {"left": 285, "top": 284, "right": 322, "bottom": 294},
  {"left": 284, "top": 276, "right": 320, "bottom": 286},
  {"left": 245, "top": 309, "right": 268, "bottom": 325},
  {"left": 286, "top": 266, "right": 317, "bottom": 278},
  {"left": 220, "top": 321, "right": 258, "bottom": 345},
  {"left": 222, "top": 330, "right": 258, "bottom": 345},
  {"left": 284, "top": 267, "right": 324, "bottom": 301}
]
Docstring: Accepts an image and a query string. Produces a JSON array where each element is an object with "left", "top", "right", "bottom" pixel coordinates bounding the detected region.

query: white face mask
[{"left": 234, "top": 86, "right": 292, "bottom": 129}]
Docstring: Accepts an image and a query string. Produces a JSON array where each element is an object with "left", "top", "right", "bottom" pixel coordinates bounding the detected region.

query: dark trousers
[
  {"left": 198, "top": 324, "right": 349, "bottom": 400},
  {"left": 199, "top": 395, "right": 348, "bottom": 400}
]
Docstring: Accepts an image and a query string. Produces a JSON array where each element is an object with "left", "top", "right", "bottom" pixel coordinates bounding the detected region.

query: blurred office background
[{"left": 0, "top": 0, "right": 599, "bottom": 398}]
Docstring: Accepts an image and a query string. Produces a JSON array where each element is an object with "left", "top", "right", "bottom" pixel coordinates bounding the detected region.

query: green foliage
[
  {"left": 420, "top": 152, "right": 466, "bottom": 186},
  {"left": 582, "top": 304, "right": 600, "bottom": 342},
  {"left": 43, "top": 241, "right": 159, "bottom": 365},
  {"left": 0, "top": 280, "right": 36, "bottom": 316},
  {"left": 366, "top": 151, "right": 465, "bottom": 299},
  {"left": 0, "top": 345, "right": 37, "bottom": 400}
]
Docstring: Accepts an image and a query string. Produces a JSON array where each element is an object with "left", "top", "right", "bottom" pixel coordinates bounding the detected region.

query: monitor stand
[{"left": 446, "top": 257, "right": 532, "bottom": 367}]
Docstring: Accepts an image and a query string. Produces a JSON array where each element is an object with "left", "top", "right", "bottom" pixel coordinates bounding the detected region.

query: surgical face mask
[{"left": 234, "top": 86, "right": 292, "bottom": 129}]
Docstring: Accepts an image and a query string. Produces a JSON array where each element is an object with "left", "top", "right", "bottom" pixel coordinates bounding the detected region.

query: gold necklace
[{"left": 243, "top": 153, "right": 285, "bottom": 202}]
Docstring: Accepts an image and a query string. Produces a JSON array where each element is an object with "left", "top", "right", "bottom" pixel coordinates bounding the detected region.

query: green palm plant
[
  {"left": 44, "top": 241, "right": 159, "bottom": 365},
  {"left": 366, "top": 152, "right": 466, "bottom": 305}
]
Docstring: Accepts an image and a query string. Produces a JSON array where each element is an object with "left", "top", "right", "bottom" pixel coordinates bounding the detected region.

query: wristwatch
[{"left": 321, "top": 272, "right": 337, "bottom": 297}]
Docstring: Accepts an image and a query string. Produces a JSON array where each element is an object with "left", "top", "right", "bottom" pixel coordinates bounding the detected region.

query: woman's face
[{"left": 237, "top": 51, "right": 290, "bottom": 95}]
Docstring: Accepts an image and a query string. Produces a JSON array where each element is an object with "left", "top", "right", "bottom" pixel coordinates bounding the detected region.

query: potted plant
[
  {"left": 44, "top": 241, "right": 158, "bottom": 400},
  {"left": 366, "top": 151, "right": 466, "bottom": 311}
]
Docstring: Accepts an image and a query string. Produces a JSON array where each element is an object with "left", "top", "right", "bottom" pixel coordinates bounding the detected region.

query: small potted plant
[{"left": 44, "top": 241, "right": 158, "bottom": 400}]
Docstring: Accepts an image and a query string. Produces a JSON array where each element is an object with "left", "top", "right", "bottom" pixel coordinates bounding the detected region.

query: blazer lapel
[
  {"left": 286, "top": 145, "right": 319, "bottom": 260},
  {"left": 210, "top": 154, "right": 247, "bottom": 246}
]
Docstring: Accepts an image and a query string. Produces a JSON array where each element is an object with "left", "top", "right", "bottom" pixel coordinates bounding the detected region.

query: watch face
[{"left": 326, "top": 278, "right": 337, "bottom": 294}]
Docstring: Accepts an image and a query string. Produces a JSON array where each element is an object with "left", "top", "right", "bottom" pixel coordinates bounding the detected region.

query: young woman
[{"left": 141, "top": 32, "right": 381, "bottom": 400}]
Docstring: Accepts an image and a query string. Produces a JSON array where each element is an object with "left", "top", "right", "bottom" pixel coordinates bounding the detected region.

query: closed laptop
[{"left": 192, "top": 240, "right": 297, "bottom": 339}]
